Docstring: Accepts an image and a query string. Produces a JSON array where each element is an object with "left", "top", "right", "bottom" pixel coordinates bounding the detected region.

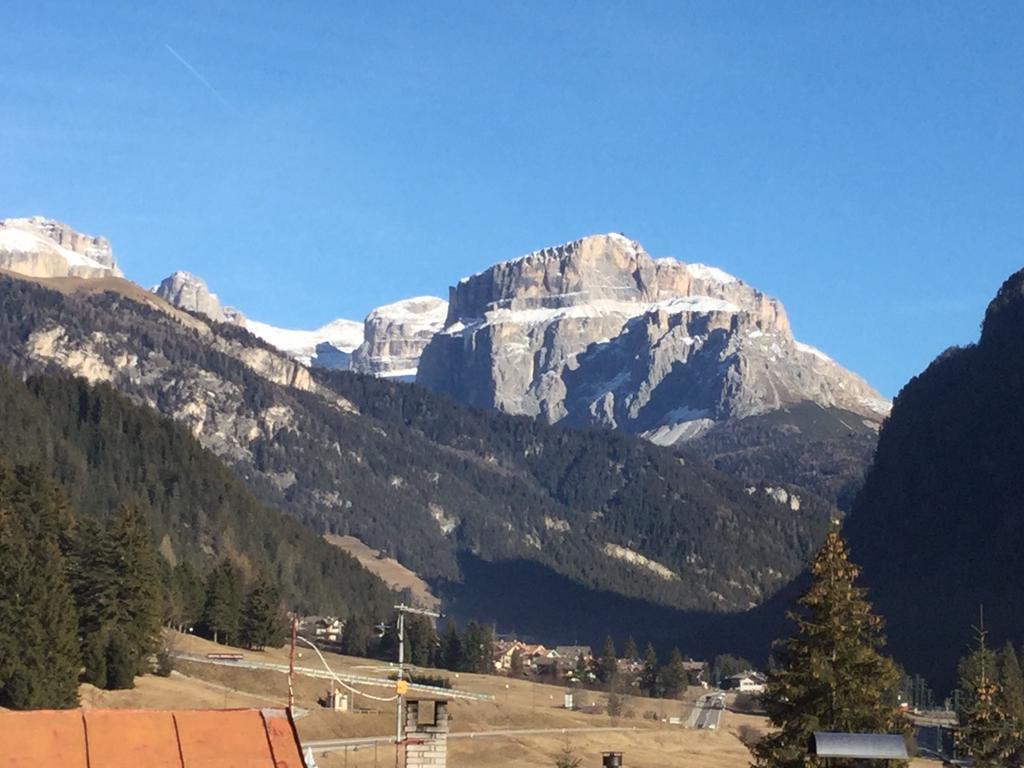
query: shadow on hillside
[{"left": 434, "top": 553, "right": 807, "bottom": 663}]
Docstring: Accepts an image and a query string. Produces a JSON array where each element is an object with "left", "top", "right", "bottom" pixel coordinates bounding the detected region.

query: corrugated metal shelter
[
  {"left": 0, "top": 707, "right": 306, "bottom": 767},
  {"left": 810, "top": 731, "right": 909, "bottom": 760}
]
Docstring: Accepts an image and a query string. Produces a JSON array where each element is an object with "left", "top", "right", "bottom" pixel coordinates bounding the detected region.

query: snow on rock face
[
  {"left": 351, "top": 296, "right": 447, "bottom": 379},
  {"left": 245, "top": 317, "right": 364, "bottom": 369},
  {"left": 417, "top": 232, "right": 890, "bottom": 440},
  {"left": 0, "top": 217, "right": 122, "bottom": 279}
]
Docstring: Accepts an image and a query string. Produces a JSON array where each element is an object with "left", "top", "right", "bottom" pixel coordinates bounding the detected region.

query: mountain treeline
[{"left": 0, "top": 366, "right": 395, "bottom": 619}]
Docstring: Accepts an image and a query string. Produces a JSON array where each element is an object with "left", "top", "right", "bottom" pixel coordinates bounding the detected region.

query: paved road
[
  {"left": 172, "top": 652, "right": 493, "bottom": 702},
  {"left": 688, "top": 692, "right": 725, "bottom": 730},
  {"left": 305, "top": 726, "right": 639, "bottom": 753}
]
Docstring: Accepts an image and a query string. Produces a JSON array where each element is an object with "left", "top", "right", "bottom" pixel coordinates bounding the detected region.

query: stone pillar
[{"left": 404, "top": 700, "right": 449, "bottom": 768}]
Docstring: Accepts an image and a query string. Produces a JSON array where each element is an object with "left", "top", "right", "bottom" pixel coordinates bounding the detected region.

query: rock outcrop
[
  {"left": 0, "top": 216, "right": 122, "bottom": 278},
  {"left": 153, "top": 271, "right": 240, "bottom": 324},
  {"left": 417, "top": 233, "right": 888, "bottom": 441},
  {"left": 351, "top": 296, "right": 447, "bottom": 378}
]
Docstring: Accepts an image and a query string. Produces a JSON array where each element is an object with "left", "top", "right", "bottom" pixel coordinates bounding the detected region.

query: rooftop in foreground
[{"left": 0, "top": 707, "right": 305, "bottom": 767}]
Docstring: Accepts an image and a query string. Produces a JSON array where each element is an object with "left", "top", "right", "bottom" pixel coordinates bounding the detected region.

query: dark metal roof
[{"left": 810, "top": 732, "right": 909, "bottom": 759}]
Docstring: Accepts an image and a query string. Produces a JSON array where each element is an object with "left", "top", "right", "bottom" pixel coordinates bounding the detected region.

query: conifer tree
[
  {"left": 340, "top": 615, "right": 369, "bottom": 657},
  {"left": 640, "top": 643, "right": 660, "bottom": 698},
  {"left": 239, "top": 578, "right": 284, "bottom": 651},
  {"left": 105, "top": 504, "right": 163, "bottom": 667},
  {"left": 441, "top": 622, "right": 464, "bottom": 671},
  {"left": 509, "top": 649, "right": 525, "bottom": 678},
  {"left": 753, "top": 531, "right": 902, "bottom": 768},
  {"left": 596, "top": 636, "right": 618, "bottom": 685},
  {"left": 957, "top": 625, "right": 1022, "bottom": 768},
  {"left": 659, "top": 647, "right": 687, "bottom": 698},
  {"left": 623, "top": 636, "right": 639, "bottom": 661},
  {"left": 406, "top": 615, "right": 438, "bottom": 667},
  {"left": 202, "top": 560, "right": 243, "bottom": 645},
  {"left": 0, "top": 463, "right": 80, "bottom": 708},
  {"left": 998, "top": 642, "right": 1024, "bottom": 726}
]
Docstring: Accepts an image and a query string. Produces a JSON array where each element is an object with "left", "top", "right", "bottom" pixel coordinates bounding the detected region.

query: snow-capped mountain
[
  {"left": 351, "top": 296, "right": 448, "bottom": 379},
  {"left": 245, "top": 318, "right": 365, "bottom": 369},
  {"left": 0, "top": 216, "right": 121, "bottom": 279},
  {"left": 417, "top": 233, "right": 889, "bottom": 442},
  {"left": 2, "top": 217, "right": 888, "bottom": 449}
]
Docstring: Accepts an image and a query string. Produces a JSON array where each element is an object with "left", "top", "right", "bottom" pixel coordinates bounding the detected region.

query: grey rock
[
  {"left": 418, "top": 233, "right": 889, "bottom": 442},
  {"left": 351, "top": 296, "right": 447, "bottom": 378},
  {"left": 0, "top": 216, "right": 122, "bottom": 278}
]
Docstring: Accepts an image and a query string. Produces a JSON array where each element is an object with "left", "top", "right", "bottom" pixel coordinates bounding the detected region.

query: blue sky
[{"left": 2, "top": 1, "right": 1022, "bottom": 397}]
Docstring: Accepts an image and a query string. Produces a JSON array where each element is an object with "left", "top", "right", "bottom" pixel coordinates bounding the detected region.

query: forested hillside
[
  {"left": 688, "top": 402, "right": 880, "bottom": 512},
  {"left": 0, "top": 367, "right": 394, "bottom": 619},
  {"left": 0, "top": 273, "right": 836, "bottom": 615},
  {"left": 845, "top": 268, "right": 1024, "bottom": 691}
]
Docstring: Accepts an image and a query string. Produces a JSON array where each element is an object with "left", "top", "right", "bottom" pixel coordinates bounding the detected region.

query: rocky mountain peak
[
  {"left": 0, "top": 216, "right": 121, "bottom": 278},
  {"left": 418, "top": 233, "right": 887, "bottom": 442},
  {"left": 152, "top": 270, "right": 239, "bottom": 324}
]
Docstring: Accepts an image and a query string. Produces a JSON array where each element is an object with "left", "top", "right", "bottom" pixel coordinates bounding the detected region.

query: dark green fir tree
[
  {"left": 753, "top": 531, "right": 902, "bottom": 768},
  {"left": 640, "top": 643, "right": 660, "bottom": 698},
  {"left": 957, "top": 623, "right": 1022, "bottom": 768},
  {"left": 0, "top": 463, "right": 80, "bottom": 708},
  {"left": 239, "top": 577, "right": 284, "bottom": 651}
]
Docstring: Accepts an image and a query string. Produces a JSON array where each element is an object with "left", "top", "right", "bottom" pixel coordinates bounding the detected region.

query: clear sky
[{"left": 3, "top": 1, "right": 1022, "bottom": 397}]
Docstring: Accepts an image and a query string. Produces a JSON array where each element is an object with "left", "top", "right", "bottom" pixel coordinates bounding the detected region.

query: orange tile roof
[{"left": 0, "top": 708, "right": 306, "bottom": 767}]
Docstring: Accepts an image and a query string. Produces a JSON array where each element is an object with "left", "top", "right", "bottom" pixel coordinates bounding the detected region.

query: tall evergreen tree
[
  {"left": 239, "top": 577, "right": 284, "bottom": 651},
  {"left": 999, "top": 642, "right": 1024, "bottom": 726},
  {"left": 202, "top": 560, "right": 243, "bottom": 645},
  {"left": 623, "top": 636, "right": 639, "bottom": 661},
  {"left": 406, "top": 615, "right": 438, "bottom": 667},
  {"left": 753, "top": 531, "right": 902, "bottom": 768},
  {"left": 340, "top": 615, "right": 369, "bottom": 657},
  {"left": 659, "top": 647, "right": 687, "bottom": 698},
  {"left": 640, "top": 643, "right": 660, "bottom": 698},
  {"left": 0, "top": 463, "right": 80, "bottom": 708},
  {"left": 105, "top": 504, "right": 163, "bottom": 668},
  {"left": 958, "top": 626, "right": 1022, "bottom": 768},
  {"left": 596, "top": 636, "right": 618, "bottom": 686},
  {"left": 441, "top": 622, "right": 464, "bottom": 672}
]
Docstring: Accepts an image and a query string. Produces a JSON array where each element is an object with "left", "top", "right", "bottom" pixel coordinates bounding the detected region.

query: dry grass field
[
  {"left": 74, "top": 631, "right": 935, "bottom": 768},
  {"left": 323, "top": 534, "right": 440, "bottom": 609}
]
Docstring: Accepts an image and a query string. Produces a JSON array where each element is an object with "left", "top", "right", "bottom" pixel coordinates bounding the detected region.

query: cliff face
[
  {"left": 351, "top": 296, "right": 447, "bottom": 378},
  {"left": 418, "top": 233, "right": 888, "bottom": 441},
  {"left": 0, "top": 217, "right": 122, "bottom": 279}
]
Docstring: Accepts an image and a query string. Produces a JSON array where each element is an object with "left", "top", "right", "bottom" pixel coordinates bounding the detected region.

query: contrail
[{"left": 164, "top": 44, "right": 237, "bottom": 112}]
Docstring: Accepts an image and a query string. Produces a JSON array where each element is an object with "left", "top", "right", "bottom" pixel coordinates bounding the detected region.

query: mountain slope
[
  {"left": 0, "top": 270, "right": 835, "bottom": 615},
  {"left": 844, "top": 268, "right": 1024, "bottom": 690},
  {"left": 686, "top": 402, "right": 880, "bottom": 512},
  {"left": 0, "top": 366, "right": 394, "bottom": 619}
]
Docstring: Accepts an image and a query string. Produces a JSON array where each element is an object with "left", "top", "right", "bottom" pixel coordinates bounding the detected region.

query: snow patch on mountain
[
  {"left": 686, "top": 262, "right": 737, "bottom": 284},
  {"left": 246, "top": 318, "right": 364, "bottom": 367},
  {"left": 0, "top": 217, "right": 121, "bottom": 278}
]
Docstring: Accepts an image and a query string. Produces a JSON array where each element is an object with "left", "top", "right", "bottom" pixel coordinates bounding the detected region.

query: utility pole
[{"left": 393, "top": 603, "right": 441, "bottom": 766}]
